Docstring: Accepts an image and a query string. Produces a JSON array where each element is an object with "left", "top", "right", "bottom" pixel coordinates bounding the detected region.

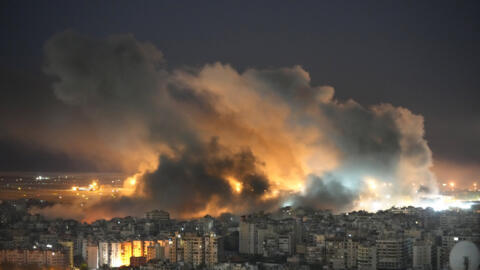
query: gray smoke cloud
[
  {"left": 16, "top": 31, "right": 439, "bottom": 219},
  {"left": 289, "top": 174, "right": 358, "bottom": 211}
]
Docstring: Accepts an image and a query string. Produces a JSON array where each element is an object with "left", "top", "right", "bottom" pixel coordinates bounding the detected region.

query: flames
[
  {"left": 226, "top": 177, "right": 243, "bottom": 194},
  {"left": 71, "top": 180, "right": 99, "bottom": 192},
  {"left": 89, "top": 180, "right": 98, "bottom": 191},
  {"left": 122, "top": 175, "right": 140, "bottom": 196},
  {"left": 27, "top": 32, "right": 475, "bottom": 221}
]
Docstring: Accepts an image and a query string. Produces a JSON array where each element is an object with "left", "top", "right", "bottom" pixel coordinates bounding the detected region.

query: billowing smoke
[{"left": 18, "top": 31, "right": 438, "bottom": 219}]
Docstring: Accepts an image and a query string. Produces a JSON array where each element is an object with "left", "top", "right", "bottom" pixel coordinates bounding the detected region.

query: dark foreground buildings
[{"left": 0, "top": 200, "right": 479, "bottom": 269}]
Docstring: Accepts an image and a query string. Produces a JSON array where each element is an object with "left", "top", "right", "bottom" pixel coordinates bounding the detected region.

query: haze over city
[
  {"left": 0, "top": 2, "right": 479, "bottom": 270},
  {"left": 2, "top": 0, "right": 479, "bottom": 220}
]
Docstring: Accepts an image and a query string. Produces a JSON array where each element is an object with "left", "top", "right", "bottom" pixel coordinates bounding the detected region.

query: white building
[
  {"left": 86, "top": 245, "right": 98, "bottom": 270},
  {"left": 98, "top": 241, "right": 109, "bottom": 267},
  {"left": 110, "top": 242, "right": 122, "bottom": 267},
  {"left": 413, "top": 241, "right": 433, "bottom": 270}
]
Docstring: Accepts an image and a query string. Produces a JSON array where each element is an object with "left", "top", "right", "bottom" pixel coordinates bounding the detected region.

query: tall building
[
  {"left": 132, "top": 240, "right": 143, "bottom": 257},
  {"left": 239, "top": 221, "right": 268, "bottom": 255},
  {"left": 121, "top": 241, "right": 132, "bottom": 266},
  {"left": 59, "top": 241, "right": 74, "bottom": 269},
  {"left": 326, "top": 239, "right": 346, "bottom": 270},
  {"left": 279, "top": 234, "right": 294, "bottom": 256},
  {"left": 204, "top": 234, "right": 219, "bottom": 267},
  {"left": 170, "top": 233, "right": 183, "bottom": 263},
  {"left": 357, "top": 242, "right": 377, "bottom": 270},
  {"left": 46, "top": 250, "right": 66, "bottom": 268},
  {"left": 376, "top": 238, "right": 408, "bottom": 270},
  {"left": 239, "top": 221, "right": 256, "bottom": 254},
  {"left": 80, "top": 239, "right": 88, "bottom": 261},
  {"left": 183, "top": 234, "right": 204, "bottom": 267},
  {"left": 110, "top": 242, "right": 123, "bottom": 267},
  {"left": 170, "top": 232, "right": 219, "bottom": 267},
  {"left": 156, "top": 239, "right": 171, "bottom": 260},
  {"left": 86, "top": 245, "right": 98, "bottom": 269},
  {"left": 145, "top": 210, "right": 170, "bottom": 221},
  {"left": 143, "top": 240, "right": 155, "bottom": 258},
  {"left": 147, "top": 244, "right": 158, "bottom": 261},
  {"left": 98, "top": 241, "right": 109, "bottom": 268},
  {"left": 344, "top": 238, "right": 358, "bottom": 269},
  {"left": 412, "top": 240, "right": 434, "bottom": 270}
]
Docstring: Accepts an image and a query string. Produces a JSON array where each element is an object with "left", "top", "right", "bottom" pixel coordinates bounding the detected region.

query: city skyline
[
  {"left": 2, "top": 1, "right": 480, "bottom": 187},
  {"left": 1, "top": 1, "right": 480, "bottom": 225},
  {"left": 1, "top": 2, "right": 480, "bottom": 269}
]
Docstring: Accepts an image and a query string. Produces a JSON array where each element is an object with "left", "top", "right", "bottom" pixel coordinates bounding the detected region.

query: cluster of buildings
[
  {"left": 0, "top": 245, "right": 69, "bottom": 268},
  {"left": 0, "top": 199, "right": 479, "bottom": 269},
  {"left": 237, "top": 205, "right": 480, "bottom": 270}
]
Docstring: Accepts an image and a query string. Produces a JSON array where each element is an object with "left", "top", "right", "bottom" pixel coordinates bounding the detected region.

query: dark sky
[{"left": 1, "top": 1, "right": 479, "bottom": 184}]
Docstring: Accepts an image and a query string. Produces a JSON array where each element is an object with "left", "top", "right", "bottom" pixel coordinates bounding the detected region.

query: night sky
[{"left": 1, "top": 1, "right": 479, "bottom": 187}]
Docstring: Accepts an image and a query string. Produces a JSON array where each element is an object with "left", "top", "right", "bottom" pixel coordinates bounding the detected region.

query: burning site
[
  {"left": 2, "top": 3, "right": 480, "bottom": 269},
  {"left": 1, "top": 30, "right": 469, "bottom": 221}
]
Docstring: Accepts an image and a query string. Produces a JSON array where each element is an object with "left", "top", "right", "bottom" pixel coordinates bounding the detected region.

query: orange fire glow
[
  {"left": 88, "top": 180, "right": 98, "bottom": 191},
  {"left": 122, "top": 174, "right": 141, "bottom": 196},
  {"left": 226, "top": 176, "right": 243, "bottom": 194}
]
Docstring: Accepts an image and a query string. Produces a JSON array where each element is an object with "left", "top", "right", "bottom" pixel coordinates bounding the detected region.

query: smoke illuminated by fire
[
  {"left": 226, "top": 177, "right": 243, "bottom": 194},
  {"left": 17, "top": 31, "right": 472, "bottom": 221},
  {"left": 122, "top": 175, "right": 139, "bottom": 196}
]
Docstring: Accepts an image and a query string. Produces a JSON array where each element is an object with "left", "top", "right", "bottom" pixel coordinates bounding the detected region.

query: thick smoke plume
[{"left": 17, "top": 31, "right": 438, "bottom": 219}]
